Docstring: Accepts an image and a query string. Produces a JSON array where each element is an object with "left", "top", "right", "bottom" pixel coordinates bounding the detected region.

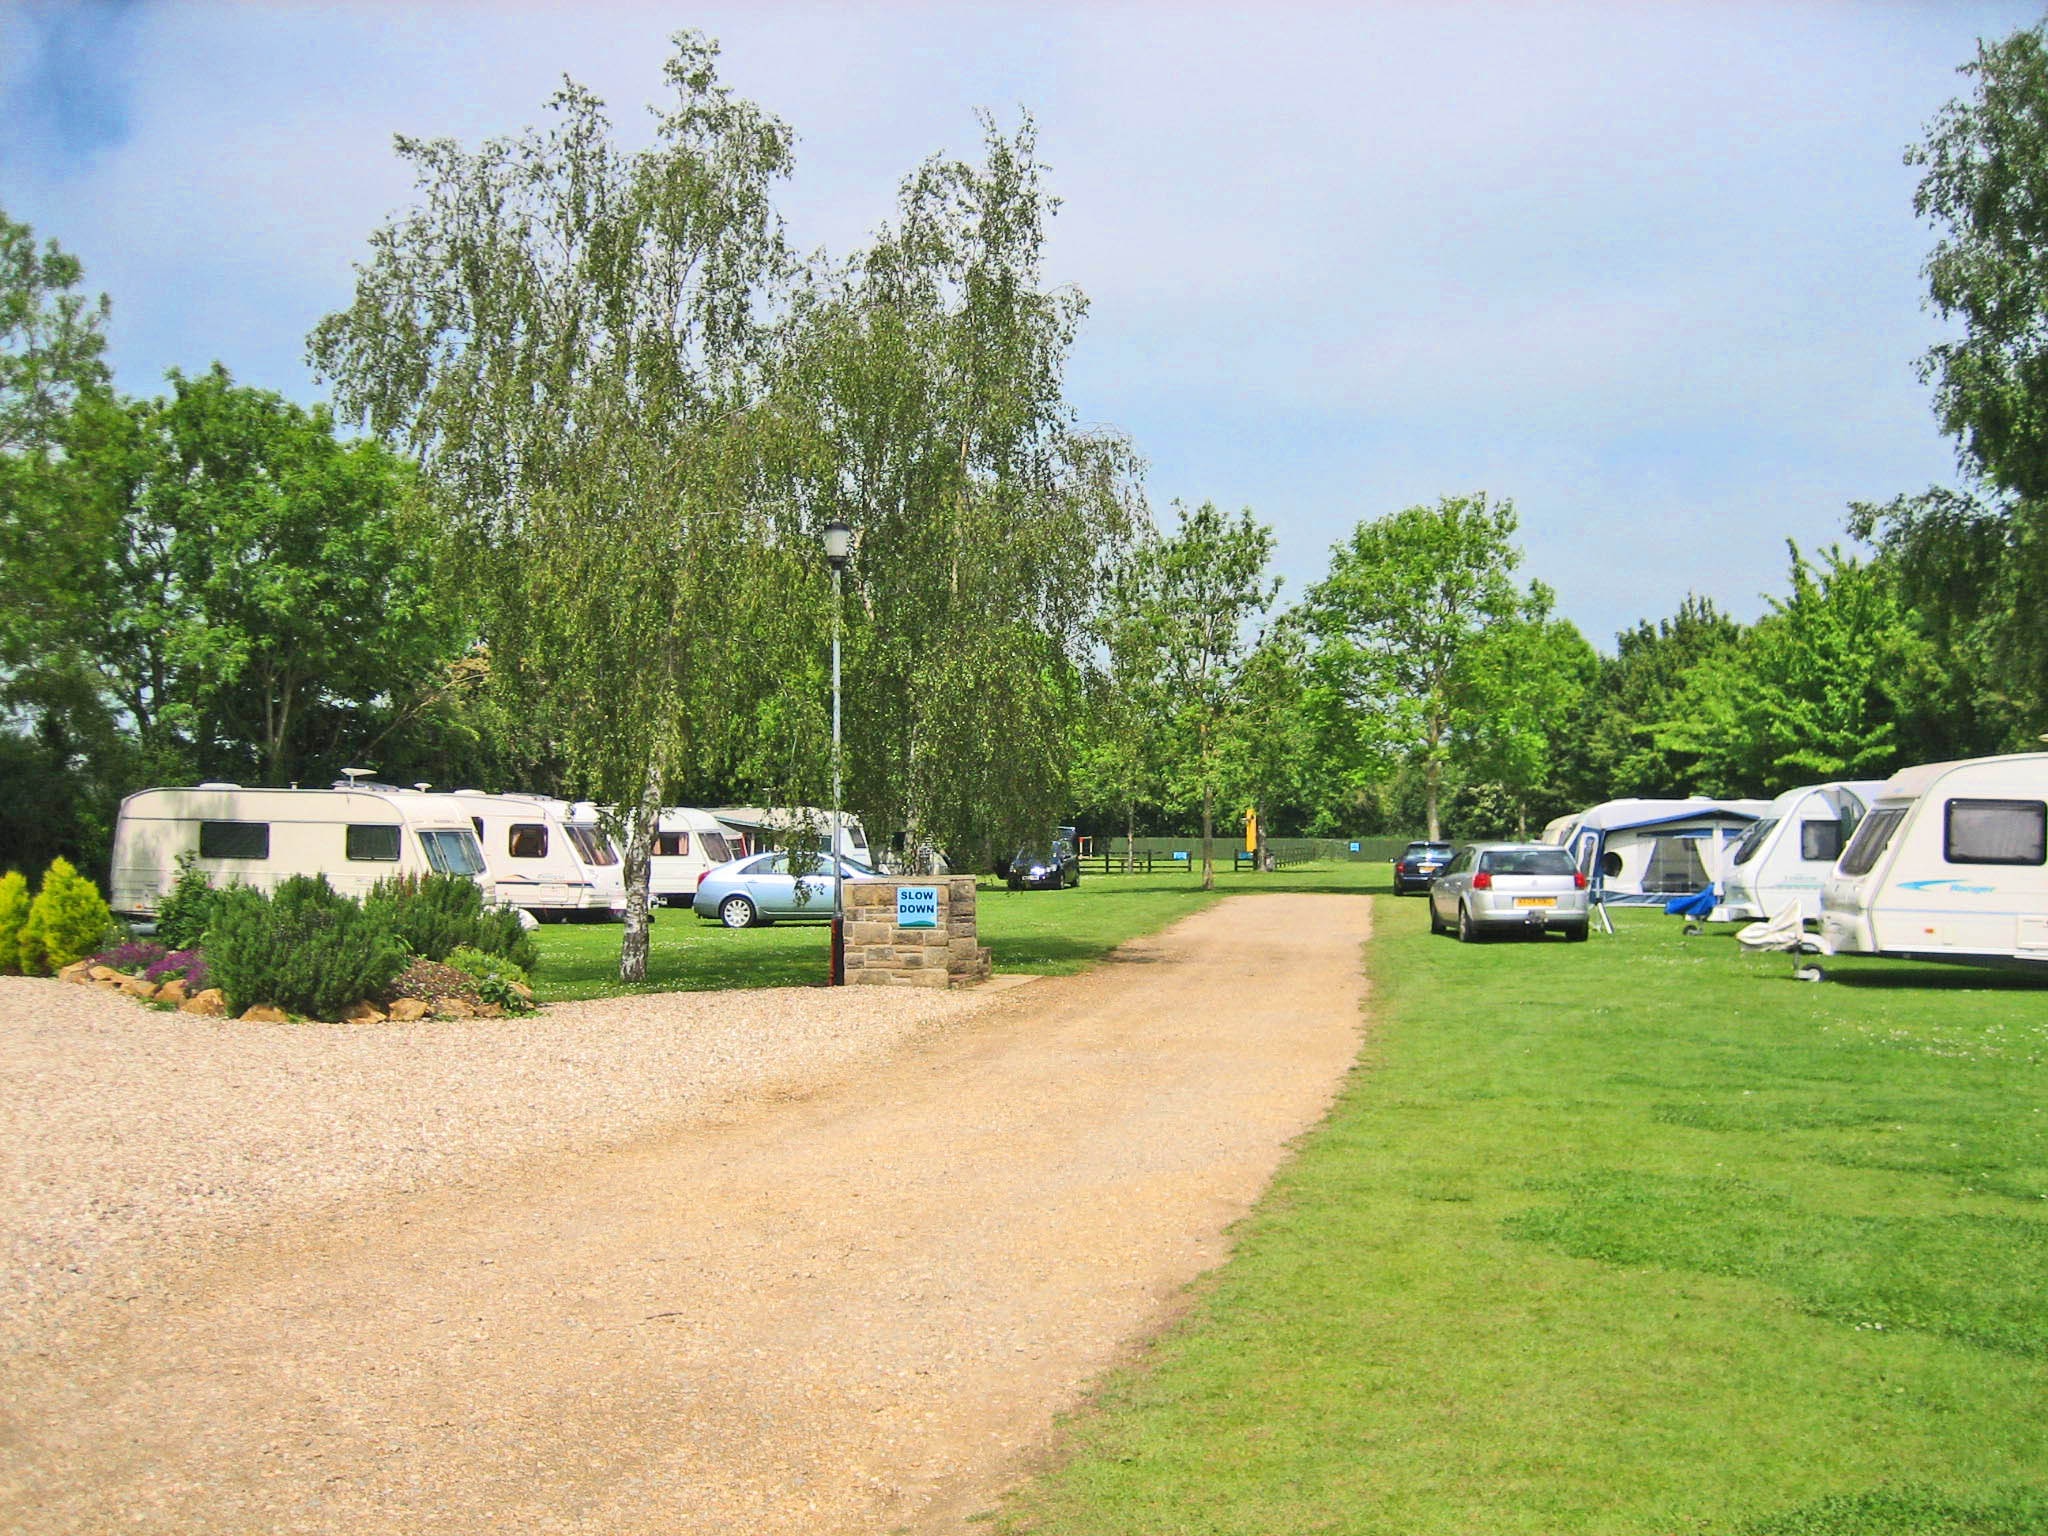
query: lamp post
[{"left": 823, "top": 518, "right": 853, "bottom": 985}]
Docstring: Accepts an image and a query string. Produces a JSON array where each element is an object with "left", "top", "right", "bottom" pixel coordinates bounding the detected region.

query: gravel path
[
  {"left": 1, "top": 975, "right": 987, "bottom": 1357},
  {"left": 1, "top": 893, "right": 1371, "bottom": 1533}
]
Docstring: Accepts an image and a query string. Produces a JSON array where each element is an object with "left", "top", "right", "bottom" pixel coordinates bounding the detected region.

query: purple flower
[
  {"left": 94, "top": 940, "right": 168, "bottom": 975},
  {"left": 144, "top": 948, "right": 208, "bottom": 989}
]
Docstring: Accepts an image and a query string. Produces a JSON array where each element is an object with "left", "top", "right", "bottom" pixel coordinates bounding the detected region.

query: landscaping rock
[
  {"left": 474, "top": 1003, "right": 506, "bottom": 1019},
  {"left": 119, "top": 975, "right": 159, "bottom": 1001},
  {"left": 387, "top": 998, "right": 432, "bottom": 1023},
  {"left": 88, "top": 966, "right": 122, "bottom": 984},
  {"left": 341, "top": 1001, "right": 387, "bottom": 1025},
  {"left": 180, "top": 988, "right": 226, "bottom": 1016},
  {"left": 59, "top": 961, "right": 93, "bottom": 985},
  {"left": 156, "top": 977, "right": 190, "bottom": 1005},
  {"left": 434, "top": 997, "right": 477, "bottom": 1020},
  {"left": 239, "top": 1004, "right": 290, "bottom": 1024}
]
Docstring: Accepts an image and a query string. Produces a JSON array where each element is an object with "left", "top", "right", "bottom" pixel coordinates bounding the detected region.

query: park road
[{"left": 1, "top": 891, "right": 1371, "bottom": 1534}]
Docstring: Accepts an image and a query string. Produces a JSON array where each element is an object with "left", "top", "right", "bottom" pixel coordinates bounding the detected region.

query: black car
[
  {"left": 1392, "top": 840, "right": 1456, "bottom": 895},
  {"left": 1007, "top": 832, "right": 1081, "bottom": 890}
]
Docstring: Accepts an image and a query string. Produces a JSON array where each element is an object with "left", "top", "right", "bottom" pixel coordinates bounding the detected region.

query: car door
[{"left": 742, "top": 853, "right": 799, "bottom": 915}]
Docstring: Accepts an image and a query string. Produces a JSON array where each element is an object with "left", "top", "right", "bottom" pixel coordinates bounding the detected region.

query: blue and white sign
[
  {"left": 1172, "top": 850, "right": 1189, "bottom": 861},
  {"left": 1349, "top": 841, "right": 1361, "bottom": 853},
  {"left": 896, "top": 885, "right": 940, "bottom": 928}
]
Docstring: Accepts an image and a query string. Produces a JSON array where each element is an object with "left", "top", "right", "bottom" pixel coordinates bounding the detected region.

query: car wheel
[
  {"left": 719, "top": 894, "right": 759, "bottom": 929},
  {"left": 1565, "top": 923, "right": 1589, "bottom": 943},
  {"left": 1429, "top": 899, "right": 1446, "bottom": 935},
  {"left": 1457, "top": 903, "right": 1479, "bottom": 943}
]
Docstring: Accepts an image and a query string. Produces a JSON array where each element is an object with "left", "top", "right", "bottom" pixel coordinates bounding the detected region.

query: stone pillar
[{"left": 844, "top": 876, "right": 993, "bottom": 988}]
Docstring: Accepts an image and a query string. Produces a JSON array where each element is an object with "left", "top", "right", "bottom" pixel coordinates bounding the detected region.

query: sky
[{"left": 2, "top": 0, "right": 2037, "bottom": 649}]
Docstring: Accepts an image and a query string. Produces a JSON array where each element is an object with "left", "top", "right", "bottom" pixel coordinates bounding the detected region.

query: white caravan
[
  {"left": 1819, "top": 752, "right": 2048, "bottom": 973},
  {"left": 1549, "top": 797, "right": 1772, "bottom": 905},
  {"left": 109, "top": 783, "right": 492, "bottom": 921},
  {"left": 710, "top": 806, "right": 871, "bottom": 865},
  {"left": 647, "top": 808, "right": 747, "bottom": 907},
  {"left": 1712, "top": 781, "right": 1887, "bottom": 925},
  {"left": 444, "top": 790, "right": 627, "bottom": 922}
]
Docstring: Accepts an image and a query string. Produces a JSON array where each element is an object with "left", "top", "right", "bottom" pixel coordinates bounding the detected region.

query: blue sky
[{"left": 2, "top": 0, "right": 2035, "bottom": 647}]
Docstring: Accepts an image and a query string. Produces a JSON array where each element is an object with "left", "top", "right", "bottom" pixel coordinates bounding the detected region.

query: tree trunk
[
  {"left": 1201, "top": 787, "right": 1215, "bottom": 891},
  {"left": 1426, "top": 754, "right": 1441, "bottom": 842},
  {"left": 1124, "top": 801, "right": 1134, "bottom": 874},
  {"left": 617, "top": 763, "right": 663, "bottom": 983}
]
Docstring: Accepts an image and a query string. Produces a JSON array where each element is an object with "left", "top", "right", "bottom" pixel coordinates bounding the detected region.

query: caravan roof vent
[{"left": 196, "top": 781, "right": 241, "bottom": 790}]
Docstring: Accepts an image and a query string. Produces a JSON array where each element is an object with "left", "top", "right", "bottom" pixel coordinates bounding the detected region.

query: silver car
[
  {"left": 1427, "top": 842, "right": 1590, "bottom": 942},
  {"left": 691, "top": 851, "right": 881, "bottom": 928}
]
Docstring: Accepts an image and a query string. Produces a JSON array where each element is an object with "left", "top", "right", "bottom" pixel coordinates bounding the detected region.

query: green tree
[
  {"left": 0, "top": 206, "right": 109, "bottom": 453},
  {"left": 1450, "top": 587, "right": 1600, "bottom": 837},
  {"left": 1572, "top": 595, "right": 1744, "bottom": 803},
  {"left": 766, "top": 114, "right": 1139, "bottom": 871},
  {"left": 1112, "top": 501, "right": 1279, "bottom": 889},
  {"left": 1887, "top": 20, "right": 2048, "bottom": 729},
  {"left": 1303, "top": 493, "right": 1523, "bottom": 840},
  {"left": 311, "top": 34, "right": 806, "bottom": 980},
  {"left": 1652, "top": 545, "right": 1937, "bottom": 794}
]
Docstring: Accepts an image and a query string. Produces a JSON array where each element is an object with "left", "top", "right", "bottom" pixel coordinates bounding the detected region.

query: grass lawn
[
  {"left": 525, "top": 859, "right": 1383, "bottom": 1002},
  {"left": 1000, "top": 901, "right": 2048, "bottom": 1535}
]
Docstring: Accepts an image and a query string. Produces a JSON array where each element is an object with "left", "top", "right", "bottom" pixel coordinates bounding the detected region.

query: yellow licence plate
[{"left": 1514, "top": 897, "right": 1557, "bottom": 908}]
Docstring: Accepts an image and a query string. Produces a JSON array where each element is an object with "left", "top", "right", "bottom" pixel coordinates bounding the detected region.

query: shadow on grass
[{"left": 1821, "top": 963, "right": 2048, "bottom": 992}]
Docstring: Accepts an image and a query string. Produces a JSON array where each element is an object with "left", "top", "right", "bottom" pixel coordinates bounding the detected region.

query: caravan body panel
[
  {"left": 647, "top": 808, "right": 747, "bottom": 907},
  {"left": 443, "top": 791, "right": 621, "bottom": 918},
  {"left": 1821, "top": 753, "right": 2048, "bottom": 969},
  {"left": 109, "top": 786, "right": 493, "bottom": 918},
  {"left": 1714, "top": 781, "right": 1885, "bottom": 924},
  {"left": 710, "top": 806, "right": 870, "bottom": 865}
]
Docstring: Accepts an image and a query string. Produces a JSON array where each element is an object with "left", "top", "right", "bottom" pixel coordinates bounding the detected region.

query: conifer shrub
[
  {"left": 366, "top": 873, "right": 538, "bottom": 973},
  {"left": 0, "top": 871, "right": 28, "bottom": 977},
  {"left": 205, "top": 875, "right": 407, "bottom": 1019},
  {"left": 18, "top": 857, "right": 115, "bottom": 975},
  {"left": 154, "top": 854, "right": 224, "bottom": 951}
]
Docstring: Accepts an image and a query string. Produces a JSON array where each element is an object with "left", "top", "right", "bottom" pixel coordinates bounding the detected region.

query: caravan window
[
  {"left": 418, "top": 828, "right": 486, "bottom": 876},
  {"left": 346, "top": 824, "right": 401, "bottom": 862},
  {"left": 701, "top": 832, "right": 732, "bottom": 863},
  {"left": 1731, "top": 819, "right": 1778, "bottom": 866},
  {"left": 565, "top": 824, "right": 619, "bottom": 867},
  {"left": 1839, "top": 807, "right": 1906, "bottom": 877},
  {"left": 1799, "top": 819, "right": 1845, "bottom": 862},
  {"left": 1945, "top": 799, "right": 2046, "bottom": 866},
  {"left": 508, "top": 823, "right": 549, "bottom": 859},
  {"left": 655, "top": 831, "right": 689, "bottom": 858},
  {"left": 199, "top": 821, "right": 269, "bottom": 860}
]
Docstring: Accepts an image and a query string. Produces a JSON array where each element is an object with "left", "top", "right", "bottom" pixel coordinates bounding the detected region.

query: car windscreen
[{"left": 1479, "top": 848, "right": 1576, "bottom": 877}]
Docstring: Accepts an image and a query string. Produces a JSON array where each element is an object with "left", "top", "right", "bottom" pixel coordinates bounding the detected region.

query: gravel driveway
[{"left": 1, "top": 893, "right": 1370, "bottom": 1533}]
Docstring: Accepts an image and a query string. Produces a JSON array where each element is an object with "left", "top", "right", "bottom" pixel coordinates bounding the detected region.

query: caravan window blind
[
  {"left": 1945, "top": 799, "right": 2046, "bottom": 865},
  {"left": 508, "top": 823, "right": 549, "bottom": 859},
  {"left": 345, "top": 824, "right": 400, "bottom": 861},
  {"left": 1799, "top": 820, "right": 1844, "bottom": 862},
  {"left": 199, "top": 820, "right": 268, "bottom": 860}
]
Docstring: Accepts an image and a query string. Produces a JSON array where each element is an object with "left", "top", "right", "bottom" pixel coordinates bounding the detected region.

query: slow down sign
[{"left": 895, "top": 885, "right": 940, "bottom": 928}]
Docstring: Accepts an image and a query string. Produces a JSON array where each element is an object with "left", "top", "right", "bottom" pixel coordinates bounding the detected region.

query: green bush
[
  {"left": 0, "top": 871, "right": 28, "bottom": 976},
  {"left": 18, "top": 857, "right": 114, "bottom": 975},
  {"left": 445, "top": 945, "right": 535, "bottom": 1014},
  {"left": 154, "top": 853, "right": 223, "bottom": 950},
  {"left": 366, "top": 873, "right": 537, "bottom": 973},
  {"left": 205, "top": 875, "right": 407, "bottom": 1019}
]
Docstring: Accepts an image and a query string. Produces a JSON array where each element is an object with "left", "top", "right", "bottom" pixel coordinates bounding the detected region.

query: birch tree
[
  {"left": 765, "top": 116, "right": 1140, "bottom": 871},
  {"left": 310, "top": 34, "right": 803, "bottom": 979}
]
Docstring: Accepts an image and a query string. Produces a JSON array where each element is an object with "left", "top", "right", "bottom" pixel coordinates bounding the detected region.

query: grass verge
[
  {"left": 526, "top": 860, "right": 1382, "bottom": 1002},
  {"left": 998, "top": 900, "right": 2048, "bottom": 1535}
]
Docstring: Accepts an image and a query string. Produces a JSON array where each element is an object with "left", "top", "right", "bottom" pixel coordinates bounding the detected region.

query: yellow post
[{"left": 1244, "top": 807, "right": 1258, "bottom": 854}]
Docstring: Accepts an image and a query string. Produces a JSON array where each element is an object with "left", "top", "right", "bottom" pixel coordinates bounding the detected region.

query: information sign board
[
  {"left": 1172, "top": 850, "right": 1189, "bottom": 861},
  {"left": 896, "top": 885, "right": 940, "bottom": 928}
]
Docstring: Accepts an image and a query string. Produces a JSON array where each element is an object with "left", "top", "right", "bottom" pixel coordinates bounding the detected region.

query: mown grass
[
  {"left": 525, "top": 859, "right": 1386, "bottom": 1002},
  {"left": 999, "top": 902, "right": 2048, "bottom": 1535}
]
